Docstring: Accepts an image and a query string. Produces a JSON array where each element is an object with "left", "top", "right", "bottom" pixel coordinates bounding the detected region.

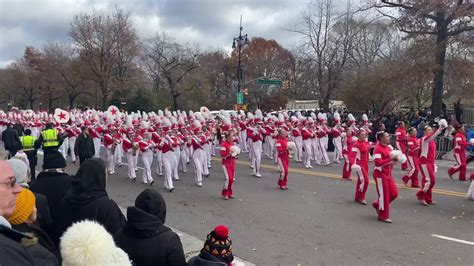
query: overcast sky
[{"left": 0, "top": 0, "right": 350, "bottom": 67}]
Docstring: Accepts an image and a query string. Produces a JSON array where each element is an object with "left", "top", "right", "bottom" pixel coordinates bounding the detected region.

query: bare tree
[
  {"left": 291, "top": 0, "right": 358, "bottom": 109},
  {"left": 69, "top": 8, "right": 139, "bottom": 108},
  {"left": 142, "top": 33, "right": 199, "bottom": 110},
  {"left": 369, "top": 0, "right": 474, "bottom": 117}
]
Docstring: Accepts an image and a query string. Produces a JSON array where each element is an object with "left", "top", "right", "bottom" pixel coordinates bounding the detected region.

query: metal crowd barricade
[{"left": 388, "top": 134, "right": 454, "bottom": 160}]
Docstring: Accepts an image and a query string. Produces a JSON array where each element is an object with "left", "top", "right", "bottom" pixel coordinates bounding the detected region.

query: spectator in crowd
[
  {"left": 187, "top": 225, "right": 234, "bottom": 266},
  {"left": 29, "top": 150, "right": 71, "bottom": 223},
  {"left": 115, "top": 188, "right": 186, "bottom": 266},
  {"left": 8, "top": 158, "right": 52, "bottom": 233},
  {"left": 2, "top": 123, "right": 21, "bottom": 158},
  {"left": 454, "top": 98, "right": 464, "bottom": 123},
  {"left": 61, "top": 220, "right": 131, "bottom": 266},
  {"left": 7, "top": 188, "right": 59, "bottom": 265},
  {"left": 55, "top": 158, "right": 125, "bottom": 243},
  {"left": 0, "top": 159, "right": 34, "bottom": 265},
  {"left": 74, "top": 126, "right": 95, "bottom": 165}
]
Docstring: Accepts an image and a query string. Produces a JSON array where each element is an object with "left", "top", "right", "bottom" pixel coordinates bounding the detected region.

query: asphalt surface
[{"left": 50, "top": 150, "right": 473, "bottom": 265}]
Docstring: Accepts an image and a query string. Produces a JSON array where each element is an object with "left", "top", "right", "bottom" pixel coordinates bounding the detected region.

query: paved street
[{"left": 51, "top": 150, "right": 473, "bottom": 265}]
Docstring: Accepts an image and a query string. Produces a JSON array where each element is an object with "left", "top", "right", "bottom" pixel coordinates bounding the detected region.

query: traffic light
[
  {"left": 282, "top": 80, "right": 290, "bottom": 89},
  {"left": 243, "top": 88, "right": 249, "bottom": 95}
]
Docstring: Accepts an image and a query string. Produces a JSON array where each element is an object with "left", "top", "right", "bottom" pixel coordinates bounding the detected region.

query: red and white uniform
[
  {"left": 139, "top": 138, "right": 154, "bottom": 184},
  {"left": 331, "top": 126, "right": 343, "bottom": 163},
  {"left": 122, "top": 137, "right": 136, "bottom": 180},
  {"left": 291, "top": 126, "right": 303, "bottom": 162},
  {"left": 66, "top": 125, "right": 80, "bottom": 162},
  {"left": 416, "top": 130, "right": 442, "bottom": 204},
  {"left": 239, "top": 121, "right": 249, "bottom": 153},
  {"left": 395, "top": 126, "right": 408, "bottom": 170},
  {"left": 402, "top": 136, "right": 420, "bottom": 187},
  {"left": 248, "top": 127, "right": 266, "bottom": 176},
  {"left": 220, "top": 140, "right": 236, "bottom": 197},
  {"left": 190, "top": 135, "right": 206, "bottom": 186},
  {"left": 301, "top": 127, "right": 314, "bottom": 168},
  {"left": 352, "top": 139, "right": 371, "bottom": 202},
  {"left": 103, "top": 133, "right": 115, "bottom": 174},
  {"left": 89, "top": 126, "right": 102, "bottom": 158},
  {"left": 151, "top": 131, "right": 163, "bottom": 176},
  {"left": 448, "top": 132, "right": 467, "bottom": 181},
  {"left": 276, "top": 137, "right": 290, "bottom": 189},
  {"left": 161, "top": 136, "right": 177, "bottom": 190},
  {"left": 342, "top": 134, "right": 355, "bottom": 179},
  {"left": 372, "top": 143, "right": 398, "bottom": 221}
]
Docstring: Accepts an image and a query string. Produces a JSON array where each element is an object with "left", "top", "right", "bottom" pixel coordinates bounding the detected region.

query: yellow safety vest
[
  {"left": 20, "top": 135, "right": 36, "bottom": 151},
  {"left": 41, "top": 129, "right": 59, "bottom": 147}
]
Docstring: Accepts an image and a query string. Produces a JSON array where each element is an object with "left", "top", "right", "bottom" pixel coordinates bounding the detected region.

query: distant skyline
[{"left": 0, "top": 0, "right": 351, "bottom": 67}]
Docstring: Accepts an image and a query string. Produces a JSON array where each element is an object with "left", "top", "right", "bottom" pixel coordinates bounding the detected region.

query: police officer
[
  {"left": 20, "top": 129, "right": 38, "bottom": 180},
  {"left": 35, "top": 123, "right": 64, "bottom": 156}
]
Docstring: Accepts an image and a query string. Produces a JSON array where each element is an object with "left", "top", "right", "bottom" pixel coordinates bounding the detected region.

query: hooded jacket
[
  {"left": 186, "top": 252, "right": 228, "bottom": 266},
  {"left": 0, "top": 217, "right": 35, "bottom": 266},
  {"left": 114, "top": 189, "right": 186, "bottom": 266},
  {"left": 55, "top": 158, "right": 125, "bottom": 245}
]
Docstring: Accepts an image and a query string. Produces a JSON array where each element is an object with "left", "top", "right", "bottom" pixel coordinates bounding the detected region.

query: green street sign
[
  {"left": 237, "top": 92, "right": 244, "bottom": 104},
  {"left": 255, "top": 79, "right": 283, "bottom": 85}
]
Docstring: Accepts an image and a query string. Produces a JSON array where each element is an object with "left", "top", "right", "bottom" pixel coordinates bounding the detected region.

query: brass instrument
[{"left": 132, "top": 142, "right": 139, "bottom": 156}]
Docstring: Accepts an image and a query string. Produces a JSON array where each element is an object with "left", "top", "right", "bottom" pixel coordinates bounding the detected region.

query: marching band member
[
  {"left": 301, "top": 118, "right": 314, "bottom": 169},
  {"left": 395, "top": 121, "right": 409, "bottom": 170},
  {"left": 351, "top": 129, "right": 371, "bottom": 205},
  {"left": 402, "top": 127, "right": 420, "bottom": 188},
  {"left": 66, "top": 123, "right": 80, "bottom": 163},
  {"left": 416, "top": 121, "right": 447, "bottom": 206},
  {"left": 160, "top": 118, "right": 177, "bottom": 191},
  {"left": 238, "top": 113, "right": 249, "bottom": 153},
  {"left": 342, "top": 128, "right": 355, "bottom": 180},
  {"left": 248, "top": 117, "right": 266, "bottom": 178},
  {"left": 331, "top": 113, "right": 343, "bottom": 164},
  {"left": 151, "top": 127, "right": 163, "bottom": 176},
  {"left": 448, "top": 124, "right": 468, "bottom": 181},
  {"left": 276, "top": 129, "right": 291, "bottom": 190},
  {"left": 189, "top": 120, "right": 206, "bottom": 187},
  {"left": 220, "top": 129, "right": 238, "bottom": 199},
  {"left": 290, "top": 116, "right": 303, "bottom": 163},
  {"left": 122, "top": 129, "right": 137, "bottom": 181},
  {"left": 372, "top": 131, "right": 399, "bottom": 223},
  {"left": 139, "top": 130, "right": 155, "bottom": 185},
  {"left": 103, "top": 125, "right": 116, "bottom": 175},
  {"left": 89, "top": 122, "right": 102, "bottom": 158}
]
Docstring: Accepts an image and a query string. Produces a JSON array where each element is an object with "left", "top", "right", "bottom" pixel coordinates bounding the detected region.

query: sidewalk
[{"left": 118, "top": 207, "right": 254, "bottom": 266}]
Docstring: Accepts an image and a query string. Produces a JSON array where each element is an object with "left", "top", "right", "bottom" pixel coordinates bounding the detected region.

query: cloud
[{"left": 0, "top": 0, "right": 349, "bottom": 67}]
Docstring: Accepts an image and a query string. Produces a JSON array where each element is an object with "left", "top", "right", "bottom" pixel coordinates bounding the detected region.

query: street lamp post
[{"left": 232, "top": 15, "right": 250, "bottom": 105}]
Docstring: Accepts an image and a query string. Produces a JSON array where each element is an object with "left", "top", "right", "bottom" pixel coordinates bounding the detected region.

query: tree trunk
[
  {"left": 172, "top": 93, "right": 181, "bottom": 111},
  {"left": 431, "top": 16, "right": 448, "bottom": 119},
  {"left": 101, "top": 80, "right": 108, "bottom": 108}
]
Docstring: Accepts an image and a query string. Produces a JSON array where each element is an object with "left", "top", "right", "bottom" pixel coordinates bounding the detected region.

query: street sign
[
  {"left": 236, "top": 92, "right": 244, "bottom": 104},
  {"left": 255, "top": 79, "right": 283, "bottom": 86}
]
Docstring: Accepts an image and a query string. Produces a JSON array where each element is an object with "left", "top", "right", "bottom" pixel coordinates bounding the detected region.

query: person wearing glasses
[{"left": 0, "top": 159, "right": 35, "bottom": 265}]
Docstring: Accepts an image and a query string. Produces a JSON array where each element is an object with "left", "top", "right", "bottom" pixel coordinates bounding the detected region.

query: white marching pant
[
  {"left": 318, "top": 138, "right": 330, "bottom": 165},
  {"left": 303, "top": 139, "right": 312, "bottom": 167},
  {"left": 251, "top": 141, "right": 262, "bottom": 175},
  {"left": 332, "top": 136, "right": 343, "bottom": 163},
  {"left": 172, "top": 148, "right": 180, "bottom": 180},
  {"left": 141, "top": 150, "right": 154, "bottom": 183},
  {"left": 162, "top": 151, "right": 175, "bottom": 189},
  {"left": 133, "top": 153, "right": 139, "bottom": 170},
  {"left": 114, "top": 143, "right": 123, "bottom": 165},
  {"left": 294, "top": 136, "right": 303, "bottom": 162},
  {"left": 311, "top": 138, "right": 320, "bottom": 164},
  {"left": 155, "top": 151, "right": 163, "bottom": 175},
  {"left": 59, "top": 137, "right": 68, "bottom": 159},
  {"left": 68, "top": 137, "right": 76, "bottom": 162},
  {"left": 239, "top": 130, "right": 248, "bottom": 152},
  {"left": 93, "top": 138, "right": 101, "bottom": 158},
  {"left": 125, "top": 151, "right": 136, "bottom": 179},
  {"left": 179, "top": 147, "right": 187, "bottom": 172},
  {"left": 106, "top": 148, "right": 115, "bottom": 173},
  {"left": 192, "top": 148, "right": 205, "bottom": 183}
]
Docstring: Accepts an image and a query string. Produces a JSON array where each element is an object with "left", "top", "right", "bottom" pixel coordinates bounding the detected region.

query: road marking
[
  {"left": 211, "top": 158, "right": 467, "bottom": 198},
  {"left": 431, "top": 234, "right": 474, "bottom": 246}
]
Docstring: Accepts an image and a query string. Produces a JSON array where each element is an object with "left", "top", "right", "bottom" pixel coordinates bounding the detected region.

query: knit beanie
[
  {"left": 7, "top": 188, "right": 36, "bottom": 225},
  {"left": 202, "top": 225, "right": 234, "bottom": 264},
  {"left": 43, "top": 150, "right": 66, "bottom": 169},
  {"left": 7, "top": 158, "right": 29, "bottom": 187}
]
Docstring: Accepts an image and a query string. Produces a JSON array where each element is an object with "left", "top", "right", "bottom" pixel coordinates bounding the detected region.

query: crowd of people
[{"left": 0, "top": 105, "right": 473, "bottom": 265}]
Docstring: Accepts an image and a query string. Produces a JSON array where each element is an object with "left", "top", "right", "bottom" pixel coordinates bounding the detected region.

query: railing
[{"left": 389, "top": 134, "right": 455, "bottom": 160}]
